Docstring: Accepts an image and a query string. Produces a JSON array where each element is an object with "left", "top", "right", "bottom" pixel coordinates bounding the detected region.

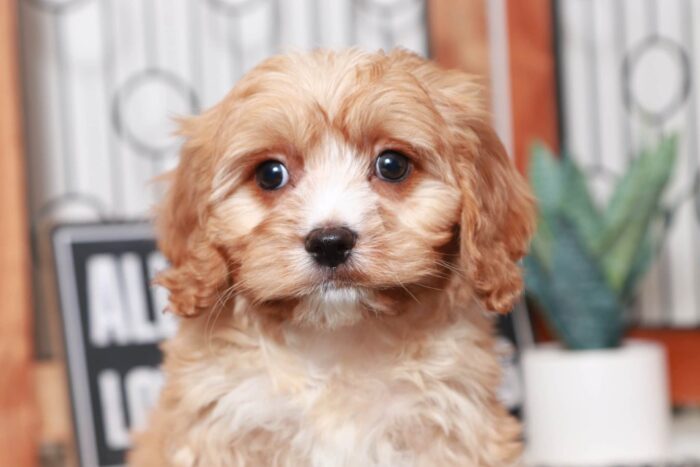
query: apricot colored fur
[{"left": 129, "top": 49, "right": 535, "bottom": 467}]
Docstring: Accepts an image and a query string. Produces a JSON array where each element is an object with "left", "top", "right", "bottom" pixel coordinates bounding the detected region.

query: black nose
[{"left": 304, "top": 227, "right": 357, "bottom": 267}]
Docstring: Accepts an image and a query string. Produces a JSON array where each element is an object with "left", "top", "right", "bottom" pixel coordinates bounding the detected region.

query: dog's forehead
[
  {"left": 232, "top": 51, "right": 436, "bottom": 123},
  {"left": 220, "top": 53, "right": 447, "bottom": 161},
  {"left": 251, "top": 52, "right": 389, "bottom": 111}
]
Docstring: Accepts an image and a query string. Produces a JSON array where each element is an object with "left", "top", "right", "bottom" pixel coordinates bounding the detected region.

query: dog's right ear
[{"left": 155, "top": 114, "right": 231, "bottom": 317}]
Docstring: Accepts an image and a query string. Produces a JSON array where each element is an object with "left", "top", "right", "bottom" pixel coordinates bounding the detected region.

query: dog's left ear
[
  {"left": 455, "top": 119, "right": 536, "bottom": 313},
  {"left": 387, "top": 51, "right": 535, "bottom": 312}
]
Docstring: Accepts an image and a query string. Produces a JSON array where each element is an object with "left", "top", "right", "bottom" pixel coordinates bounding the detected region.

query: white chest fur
[{"left": 155, "top": 310, "right": 514, "bottom": 467}]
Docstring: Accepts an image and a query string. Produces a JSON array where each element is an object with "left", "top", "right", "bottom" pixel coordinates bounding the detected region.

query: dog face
[{"left": 156, "top": 50, "right": 535, "bottom": 329}]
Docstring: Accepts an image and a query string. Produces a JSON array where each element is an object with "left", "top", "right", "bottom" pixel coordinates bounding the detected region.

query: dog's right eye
[
  {"left": 255, "top": 160, "right": 289, "bottom": 190},
  {"left": 375, "top": 150, "right": 411, "bottom": 182}
]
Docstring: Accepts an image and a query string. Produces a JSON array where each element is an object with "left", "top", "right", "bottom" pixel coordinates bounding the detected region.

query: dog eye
[
  {"left": 255, "top": 160, "right": 289, "bottom": 190},
  {"left": 375, "top": 150, "right": 410, "bottom": 182}
]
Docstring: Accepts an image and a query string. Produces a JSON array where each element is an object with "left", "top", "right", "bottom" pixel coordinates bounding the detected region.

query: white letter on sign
[
  {"left": 97, "top": 369, "right": 130, "bottom": 450},
  {"left": 87, "top": 255, "right": 129, "bottom": 347},
  {"left": 121, "top": 253, "right": 158, "bottom": 344}
]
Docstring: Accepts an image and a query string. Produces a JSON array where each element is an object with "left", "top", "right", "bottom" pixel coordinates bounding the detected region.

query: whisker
[
  {"left": 435, "top": 259, "right": 464, "bottom": 278},
  {"left": 205, "top": 281, "right": 241, "bottom": 355},
  {"left": 393, "top": 273, "right": 421, "bottom": 305},
  {"left": 410, "top": 282, "right": 444, "bottom": 292}
]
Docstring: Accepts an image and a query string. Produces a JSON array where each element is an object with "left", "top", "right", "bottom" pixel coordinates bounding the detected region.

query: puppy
[{"left": 129, "top": 49, "right": 535, "bottom": 467}]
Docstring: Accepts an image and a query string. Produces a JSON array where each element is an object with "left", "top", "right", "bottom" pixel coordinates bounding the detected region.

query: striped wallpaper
[{"left": 556, "top": 0, "right": 700, "bottom": 327}]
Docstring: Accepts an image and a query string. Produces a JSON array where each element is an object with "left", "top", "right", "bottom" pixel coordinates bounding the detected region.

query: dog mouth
[
  {"left": 311, "top": 277, "right": 363, "bottom": 303},
  {"left": 314, "top": 263, "right": 360, "bottom": 287},
  {"left": 318, "top": 278, "right": 350, "bottom": 290},
  {"left": 254, "top": 270, "right": 362, "bottom": 308},
  {"left": 253, "top": 258, "right": 442, "bottom": 310}
]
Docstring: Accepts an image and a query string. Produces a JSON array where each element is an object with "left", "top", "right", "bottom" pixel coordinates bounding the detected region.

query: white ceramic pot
[{"left": 522, "top": 340, "right": 671, "bottom": 466}]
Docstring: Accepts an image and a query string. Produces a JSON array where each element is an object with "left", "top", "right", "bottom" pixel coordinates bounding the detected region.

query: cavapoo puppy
[{"left": 129, "top": 49, "right": 535, "bottom": 467}]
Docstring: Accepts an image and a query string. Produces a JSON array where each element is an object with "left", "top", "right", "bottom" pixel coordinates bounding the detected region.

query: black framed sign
[{"left": 52, "top": 222, "right": 177, "bottom": 467}]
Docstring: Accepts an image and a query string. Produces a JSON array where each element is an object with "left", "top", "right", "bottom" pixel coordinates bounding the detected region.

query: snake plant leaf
[
  {"left": 619, "top": 210, "right": 667, "bottom": 303},
  {"left": 528, "top": 144, "right": 563, "bottom": 269},
  {"left": 524, "top": 137, "right": 677, "bottom": 351},
  {"left": 525, "top": 217, "right": 623, "bottom": 350},
  {"left": 530, "top": 214, "right": 554, "bottom": 270},
  {"left": 599, "top": 136, "right": 677, "bottom": 291},
  {"left": 559, "top": 156, "right": 604, "bottom": 253},
  {"left": 607, "top": 136, "right": 676, "bottom": 212},
  {"left": 523, "top": 254, "right": 573, "bottom": 342},
  {"left": 524, "top": 254, "right": 563, "bottom": 333},
  {"left": 529, "top": 143, "right": 563, "bottom": 214},
  {"left": 596, "top": 136, "right": 677, "bottom": 252}
]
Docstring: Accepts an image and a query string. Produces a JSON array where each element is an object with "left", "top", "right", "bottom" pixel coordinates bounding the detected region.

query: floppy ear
[
  {"left": 396, "top": 51, "right": 536, "bottom": 312},
  {"left": 155, "top": 115, "right": 231, "bottom": 317},
  {"left": 456, "top": 119, "right": 536, "bottom": 312},
  {"left": 396, "top": 51, "right": 536, "bottom": 313}
]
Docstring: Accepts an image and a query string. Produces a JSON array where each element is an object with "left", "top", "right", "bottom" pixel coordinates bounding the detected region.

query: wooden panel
[
  {"left": 629, "top": 329, "right": 700, "bottom": 406},
  {"left": 0, "top": 0, "right": 37, "bottom": 466},
  {"left": 428, "top": 0, "right": 491, "bottom": 81},
  {"left": 428, "top": 0, "right": 493, "bottom": 127},
  {"left": 429, "top": 0, "right": 557, "bottom": 172},
  {"left": 506, "top": 0, "right": 559, "bottom": 171},
  {"left": 35, "top": 362, "right": 71, "bottom": 449}
]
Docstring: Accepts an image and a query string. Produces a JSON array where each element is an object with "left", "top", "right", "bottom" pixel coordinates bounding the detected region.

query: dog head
[{"left": 156, "top": 49, "right": 535, "bottom": 329}]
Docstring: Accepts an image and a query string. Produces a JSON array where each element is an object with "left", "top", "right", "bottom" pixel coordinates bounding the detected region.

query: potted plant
[{"left": 522, "top": 136, "right": 678, "bottom": 466}]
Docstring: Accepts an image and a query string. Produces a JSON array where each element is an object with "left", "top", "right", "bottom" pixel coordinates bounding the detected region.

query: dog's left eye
[
  {"left": 255, "top": 160, "right": 289, "bottom": 190},
  {"left": 375, "top": 150, "right": 411, "bottom": 182}
]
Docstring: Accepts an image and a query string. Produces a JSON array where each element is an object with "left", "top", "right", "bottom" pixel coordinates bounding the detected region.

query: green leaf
[
  {"left": 524, "top": 254, "right": 560, "bottom": 331},
  {"left": 529, "top": 143, "right": 563, "bottom": 215},
  {"left": 619, "top": 210, "right": 667, "bottom": 303},
  {"left": 528, "top": 143, "right": 564, "bottom": 269},
  {"left": 524, "top": 137, "right": 678, "bottom": 350},
  {"left": 559, "top": 156, "right": 604, "bottom": 252},
  {"left": 530, "top": 214, "right": 554, "bottom": 270},
  {"left": 602, "top": 137, "right": 677, "bottom": 233},
  {"left": 525, "top": 216, "right": 623, "bottom": 349},
  {"left": 599, "top": 136, "right": 677, "bottom": 291}
]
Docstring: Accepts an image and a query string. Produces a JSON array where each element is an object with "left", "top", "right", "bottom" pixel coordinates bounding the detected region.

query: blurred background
[{"left": 1, "top": 0, "right": 700, "bottom": 466}]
